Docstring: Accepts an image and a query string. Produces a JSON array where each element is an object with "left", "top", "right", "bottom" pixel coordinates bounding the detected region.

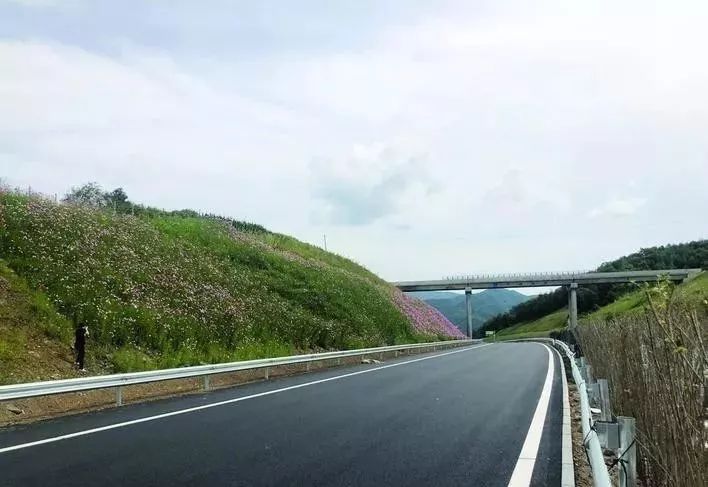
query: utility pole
[{"left": 323, "top": 234, "right": 328, "bottom": 252}]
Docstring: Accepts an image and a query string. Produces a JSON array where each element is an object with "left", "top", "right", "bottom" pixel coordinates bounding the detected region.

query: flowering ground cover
[{"left": 0, "top": 191, "right": 461, "bottom": 377}]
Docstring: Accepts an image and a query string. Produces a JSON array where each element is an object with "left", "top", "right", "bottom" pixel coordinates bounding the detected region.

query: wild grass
[
  {"left": 0, "top": 191, "right": 459, "bottom": 375},
  {"left": 583, "top": 272, "right": 707, "bottom": 322},
  {"left": 486, "top": 330, "right": 561, "bottom": 342},
  {"left": 0, "top": 259, "right": 78, "bottom": 383},
  {"left": 576, "top": 281, "right": 707, "bottom": 486}
]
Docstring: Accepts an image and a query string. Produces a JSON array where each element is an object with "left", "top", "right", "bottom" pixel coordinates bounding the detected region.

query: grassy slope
[
  {"left": 0, "top": 193, "right": 461, "bottom": 379},
  {"left": 583, "top": 271, "right": 707, "bottom": 321},
  {"left": 488, "top": 272, "right": 707, "bottom": 341},
  {"left": 489, "top": 308, "right": 567, "bottom": 341},
  {"left": 0, "top": 260, "right": 110, "bottom": 384},
  {"left": 676, "top": 271, "right": 708, "bottom": 303}
]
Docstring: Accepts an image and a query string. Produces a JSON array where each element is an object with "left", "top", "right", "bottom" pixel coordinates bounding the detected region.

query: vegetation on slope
[
  {"left": 478, "top": 240, "right": 708, "bottom": 336},
  {"left": 490, "top": 309, "right": 568, "bottom": 341},
  {"left": 0, "top": 260, "right": 86, "bottom": 384},
  {"left": 0, "top": 186, "right": 462, "bottom": 377},
  {"left": 487, "top": 272, "right": 707, "bottom": 342},
  {"left": 583, "top": 271, "right": 708, "bottom": 322}
]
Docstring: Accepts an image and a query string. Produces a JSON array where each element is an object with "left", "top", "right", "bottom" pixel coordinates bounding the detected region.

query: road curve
[{"left": 0, "top": 343, "right": 563, "bottom": 486}]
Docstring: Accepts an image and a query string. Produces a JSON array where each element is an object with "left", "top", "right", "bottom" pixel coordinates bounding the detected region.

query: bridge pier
[
  {"left": 465, "top": 288, "right": 473, "bottom": 337},
  {"left": 569, "top": 283, "right": 578, "bottom": 329}
]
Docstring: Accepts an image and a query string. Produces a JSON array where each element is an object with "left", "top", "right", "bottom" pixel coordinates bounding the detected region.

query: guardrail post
[
  {"left": 618, "top": 416, "right": 637, "bottom": 487},
  {"left": 578, "top": 358, "right": 594, "bottom": 385},
  {"left": 598, "top": 379, "right": 612, "bottom": 422},
  {"left": 115, "top": 386, "right": 123, "bottom": 407},
  {"left": 203, "top": 375, "right": 210, "bottom": 391},
  {"left": 264, "top": 367, "right": 270, "bottom": 379},
  {"left": 577, "top": 357, "right": 586, "bottom": 381},
  {"left": 306, "top": 362, "right": 311, "bottom": 372}
]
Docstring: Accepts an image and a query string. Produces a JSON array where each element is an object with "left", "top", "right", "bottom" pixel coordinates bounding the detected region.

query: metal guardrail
[
  {"left": 555, "top": 340, "right": 613, "bottom": 487},
  {"left": 0, "top": 340, "right": 479, "bottom": 404}
]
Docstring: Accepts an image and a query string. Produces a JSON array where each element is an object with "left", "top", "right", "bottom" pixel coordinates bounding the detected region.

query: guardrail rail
[
  {"left": 517, "top": 338, "right": 638, "bottom": 487},
  {"left": 0, "top": 339, "right": 479, "bottom": 407}
]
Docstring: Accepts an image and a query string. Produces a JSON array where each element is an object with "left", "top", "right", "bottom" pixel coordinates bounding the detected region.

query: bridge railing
[
  {"left": 396, "top": 269, "right": 701, "bottom": 291},
  {"left": 444, "top": 270, "right": 594, "bottom": 281},
  {"left": 0, "top": 339, "right": 479, "bottom": 406}
]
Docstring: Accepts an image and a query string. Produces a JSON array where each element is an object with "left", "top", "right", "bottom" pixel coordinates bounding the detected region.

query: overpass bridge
[{"left": 393, "top": 269, "right": 701, "bottom": 337}]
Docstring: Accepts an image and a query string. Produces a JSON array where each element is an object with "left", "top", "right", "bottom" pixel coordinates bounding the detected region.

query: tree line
[{"left": 63, "top": 182, "right": 269, "bottom": 234}]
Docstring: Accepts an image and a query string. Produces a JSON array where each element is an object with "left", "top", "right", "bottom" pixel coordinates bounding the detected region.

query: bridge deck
[{"left": 394, "top": 269, "right": 701, "bottom": 292}]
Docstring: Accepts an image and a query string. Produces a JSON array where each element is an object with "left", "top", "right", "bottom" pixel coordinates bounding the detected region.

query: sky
[{"left": 1, "top": 0, "right": 707, "bottom": 287}]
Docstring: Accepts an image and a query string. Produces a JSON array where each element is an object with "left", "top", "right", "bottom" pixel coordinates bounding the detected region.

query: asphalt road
[{"left": 0, "top": 342, "right": 562, "bottom": 486}]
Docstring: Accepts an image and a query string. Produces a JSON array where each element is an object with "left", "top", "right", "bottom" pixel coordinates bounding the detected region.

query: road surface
[{"left": 0, "top": 342, "right": 563, "bottom": 486}]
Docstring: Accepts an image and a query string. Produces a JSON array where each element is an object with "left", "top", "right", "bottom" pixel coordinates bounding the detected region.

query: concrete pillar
[
  {"left": 465, "top": 288, "right": 473, "bottom": 337},
  {"left": 569, "top": 283, "right": 578, "bottom": 329}
]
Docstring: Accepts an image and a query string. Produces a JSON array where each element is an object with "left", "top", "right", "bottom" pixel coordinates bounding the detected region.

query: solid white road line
[
  {"left": 0, "top": 343, "right": 490, "bottom": 454},
  {"left": 507, "top": 343, "right": 555, "bottom": 487},
  {"left": 550, "top": 345, "right": 576, "bottom": 487}
]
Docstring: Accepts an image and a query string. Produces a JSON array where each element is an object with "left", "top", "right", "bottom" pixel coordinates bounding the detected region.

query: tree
[
  {"left": 105, "top": 188, "right": 131, "bottom": 213},
  {"left": 62, "top": 182, "right": 107, "bottom": 207}
]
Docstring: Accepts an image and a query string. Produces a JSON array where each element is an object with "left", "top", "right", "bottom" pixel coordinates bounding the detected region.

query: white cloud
[
  {"left": 1, "top": 1, "right": 707, "bottom": 281},
  {"left": 4, "top": 0, "right": 61, "bottom": 6},
  {"left": 310, "top": 143, "right": 435, "bottom": 225},
  {"left": 588, "top": 197, "right": 648, "bottom": 219},
  {"left": 0, "top": 41, "right": 315, "bottom": 223}
]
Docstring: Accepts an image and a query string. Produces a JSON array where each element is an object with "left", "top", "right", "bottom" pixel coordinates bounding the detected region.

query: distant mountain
[
  {"left": 407, "top": 289, "right": 530, "bottom": 333},
  {"left": 404, "top": 291, "right": 461, "bottom": 301}
]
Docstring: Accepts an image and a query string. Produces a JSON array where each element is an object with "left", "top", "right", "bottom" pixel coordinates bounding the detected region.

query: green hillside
[
  {"left": 411, "top": 289, "right": 529, "bottom": 333},
  {"left": 583, "top": 271, "right": 707, "bottom": 322},
  {"left": 0, "top": 188, "right": 462, "bottom": 382},
  {"left": 480, "top": 240, "right": 708, "bottom": 337},
  {"left": 491, "top": 309, "right": 568, "bottom": 341},
  {"left": 488, "top": 271, "right": 707, "bottom": 342}
]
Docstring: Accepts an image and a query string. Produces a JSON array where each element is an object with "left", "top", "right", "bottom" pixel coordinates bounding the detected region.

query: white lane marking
[
  {"left": 0, "top": 343, "right": 490, "bottom": 454},
  {"left": 507, "top": 343, "right": 555, "bottom": 487}
]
